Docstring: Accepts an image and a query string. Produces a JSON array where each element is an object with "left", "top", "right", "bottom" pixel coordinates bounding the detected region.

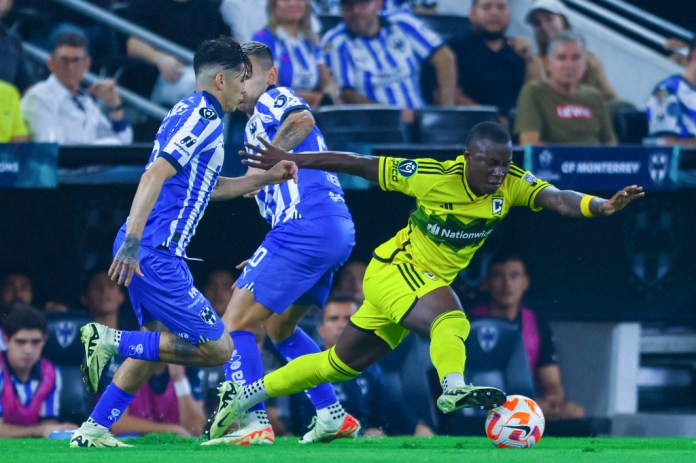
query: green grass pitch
[{"left": 1, "top": 434, "right": 694, "bottom": 463}]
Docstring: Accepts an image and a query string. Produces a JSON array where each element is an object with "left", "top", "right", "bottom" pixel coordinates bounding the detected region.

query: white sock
[
  {"left": 245, "top": 409, "right": 270, "bottom": 427},
  {"left": 238, "top": 380, "right": 271, "bottom": 411},
  {"left": 316, "top": 403, "right": 346, "bottom": 424},
  {"left": 442, "top": 373, "right": 465, "bottom": 390}
]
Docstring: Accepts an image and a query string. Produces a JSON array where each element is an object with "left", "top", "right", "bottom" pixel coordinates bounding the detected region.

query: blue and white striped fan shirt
[
  {"left": 321, "top": 10, "right": 444, "bottom": 108},
  {"left": 0, "top": 362, "right": 61, "bottom": 419}
]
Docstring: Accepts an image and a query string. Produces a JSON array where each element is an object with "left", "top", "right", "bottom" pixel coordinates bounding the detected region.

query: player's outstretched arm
[
  {"left": 534, "top": 184, "right": 645, "bottom": 217},
  {"left": 210, "top": 160, "right": 298, "bottom": 201},
  {"left": 240, "top": 137, "right": 380, "bottom": 183},
  {"left": 109, "top": 157, "right": 177, "bottom": 286}
]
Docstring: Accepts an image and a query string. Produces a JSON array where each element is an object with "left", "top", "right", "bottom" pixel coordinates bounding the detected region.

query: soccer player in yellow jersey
[{"left": 205, "top": 121, "right": 644, "bottom": 441}]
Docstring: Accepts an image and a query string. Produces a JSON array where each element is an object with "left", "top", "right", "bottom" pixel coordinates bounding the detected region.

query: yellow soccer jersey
[{"left": 375, "top": 155, "right": 552, "bottom": 283}]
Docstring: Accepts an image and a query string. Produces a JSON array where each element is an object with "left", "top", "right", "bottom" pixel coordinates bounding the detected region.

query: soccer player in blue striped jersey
[
  {"left": 203, "top": 41, "right": 358, "bottom": 446},
  {"left": 69, "top": 36, "right": 299, "bottom": 449},
  {"left": 322, "top": 0, "right": 456, "bottom": 114}
]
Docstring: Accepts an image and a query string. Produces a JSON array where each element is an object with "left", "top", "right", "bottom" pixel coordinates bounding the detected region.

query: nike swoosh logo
[{"left": 503, "top": 425, "right": 531, "bottom": 437}]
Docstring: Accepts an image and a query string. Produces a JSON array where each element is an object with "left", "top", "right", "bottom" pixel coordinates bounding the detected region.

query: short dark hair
[
  {"left": 52, "top": 30, "right": 89, "bottom": 53},
  {"left": 2, "top": 306, "right": 47, "bottom": 338},
  {"left": 466, "top": 121, "right": 512, "bottom": 146},
  {"left": 487, "top": 253, "right": 527, "bottom": 274},
  {"left": 193, "top": 35, "right": 252, "bottom": 77},
  {"left": 241, "top": 41, "right": 275, "bottom": 71}
]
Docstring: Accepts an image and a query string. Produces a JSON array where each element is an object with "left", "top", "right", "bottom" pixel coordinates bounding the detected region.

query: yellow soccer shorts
[{"left": 350, "top": 257, "right": 449, "bottom": 349}]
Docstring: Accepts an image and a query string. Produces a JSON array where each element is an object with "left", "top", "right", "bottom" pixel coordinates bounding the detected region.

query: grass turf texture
[{"left": 1, "top": 434, "right": 694, "bottom": 462}]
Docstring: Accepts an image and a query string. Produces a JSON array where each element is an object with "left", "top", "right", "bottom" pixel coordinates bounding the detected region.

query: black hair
[
  {"left": 52, "top": 30, "right": 89, "bottom": 53},
  {"left": 2, "top": 306, "right": 47, "bottom": 338},
  {"left": 465, "top": 121, "right": 512, "bottom": 146},
  {"left": 193, "top": 35, "right": 252, "bottom": 77},
  {"left": 325, "top": 292, "right": 360, "bottom": 306},
  {"left": 241, "top": 41, "right": 275, "bottom": 71},
  {"left": 487, "top": 252, "right": 527, "bottom": 274}
]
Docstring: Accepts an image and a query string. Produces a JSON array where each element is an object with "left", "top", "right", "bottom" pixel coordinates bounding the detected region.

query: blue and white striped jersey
[
  {"left": 313, "top": 0, "right": 427, "bottom": 15},
  {"left": 646, "top": 74, "right": 696, "bottom": 138},
  {"left": 0, "top": 360, "right": 61, "bottom": 419},
  {"left": 321, "top": 10, "right": 444, "bottom": 109},
  {"left": 252, "top": 27, "right": 323, "bottom": 91},
  {"left": 245, "top": 86, "right": 351, "bottom": 228},
  {"left": 119, "top": 91, "right": 225, "bottom": 257}
]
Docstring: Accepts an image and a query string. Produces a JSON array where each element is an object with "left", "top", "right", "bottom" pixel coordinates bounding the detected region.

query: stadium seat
[
  {"left": 414, "top": 106, "right": 499, "bottom": 145},
  {"left": 612, "top": 109, "right": 649, "bottom": 144},
  {"left": 44, "top": 312, "right": 93, "bottom": 365},
  {"left": 58, "top": 364, "right": 93, "bottom": 424},
  {"left": 313, "top": 105, "right": 410, "bottom": 150}
]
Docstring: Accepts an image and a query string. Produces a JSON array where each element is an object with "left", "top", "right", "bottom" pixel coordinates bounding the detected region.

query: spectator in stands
[
  {"left": 515, "top": 31, "right": 616, "bottom": 145},
  {"left": 80, "top": 269, "right": 137, "bottom": 331},
  {"left": 525, "top": 0, "right": 618, "bottom": 103},
  {"left": 0, "top": 80, "right": 28, "bottom": 142},
  {"left": 316, "top": 294, "right": 434, "bottom": 436},
  {"left": 333, "top": 260, "right": 366, "bottom": 302},
  {"left": 314, "top": 0, "right": 439, "bottom": 15},
  {"left": 1, "top": 269, "right": 68, "bottom": 315},
  {"left": 252, "top": 0, "right": 340, "bottom": 108},
  {"left": 469, "top": 254, "right": 585, "bottom": 420},
  {"left": 0, "top": 0, "right": 33, "bottom": 92},
  {"left": 21, "top": 31, "right": 133, "bottom": 145},
  {"left": 0, "top": 306, "right": 77, "bottom": 437},
  {"left": 646, "top": 33, "right": 696, "bottom": 146},
  {"left": 202, "top": 268, "right": 237, "bottom": 318},
  {"left": 452, "top": 0, "right": 543, "bottom": 121},
  {"left": 322, "top": 0, "right": 456, "bottom": 122},
  {"left": 126, "top": 0, "right": 228, "bottom": 105},
  {"left": 109, "top": 362, "right": 207, "bottom": 437}
]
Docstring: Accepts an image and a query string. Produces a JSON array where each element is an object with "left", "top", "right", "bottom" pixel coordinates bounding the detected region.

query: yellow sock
[
  {"left": 429, "top": 310, "right": 470, "bottom": 384},
  {"left": 265, "top": 346, "right": 360, "bottom": 397}
]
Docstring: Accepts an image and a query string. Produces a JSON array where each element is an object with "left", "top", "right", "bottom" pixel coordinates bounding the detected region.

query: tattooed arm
[{"left": 271, "top": 108, "right": 315, "bottom": 151}]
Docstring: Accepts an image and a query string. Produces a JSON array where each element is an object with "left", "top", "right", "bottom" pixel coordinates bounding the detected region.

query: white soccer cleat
[
  {"left": 201, "top": 411, "right": 275, "bottom": 446},
  {"left": 298, "top": 414, "right": 361, "bottom": 444},
  {"left": 80, "top": 323, "right": 117, "bottom": 393},
  {"left": 204, "top": 381, "right": 246, "bottom": 440},
  {"left": 437, "top": 384, "right": 506, "bottom": 414},
  {"left": 69, "top": 429, "right": 133, "bottom": 448}
]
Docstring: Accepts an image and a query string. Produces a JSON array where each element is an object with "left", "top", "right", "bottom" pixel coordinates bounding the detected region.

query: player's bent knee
[{"left": 199, "top": 335, "right": 233, "bottom": 366}]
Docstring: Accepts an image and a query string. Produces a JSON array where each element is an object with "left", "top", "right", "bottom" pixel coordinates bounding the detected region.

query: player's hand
[
  {"left": 109, "top": 235, "right": 143, "bottom": 287},
  {"left": 598, "top": 185, "right": 644, "bottom": 216},
  {"left": 235, "top": 259, "right": 249, "bottom": 270},
  {"left": 264, "top": 160, "right": 298, "bottom": 185},
  {"left": 241, "top": 137, "right": 293, "bottom": 170}
]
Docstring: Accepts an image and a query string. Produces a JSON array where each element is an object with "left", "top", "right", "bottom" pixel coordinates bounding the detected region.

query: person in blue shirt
[
  {"left": 252, "top": 0, "right": 340, "bottom": 108},
  {"left": 69, "top": 36, "right": 298, "bottom": 448},
  {"left": 203, "top": 41, "right": 358, "bottom": 446}
]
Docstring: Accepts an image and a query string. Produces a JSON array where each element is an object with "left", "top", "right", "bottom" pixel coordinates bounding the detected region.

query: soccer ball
[{"left": 485, "top": 395, "right": 545, "bottom": 448}]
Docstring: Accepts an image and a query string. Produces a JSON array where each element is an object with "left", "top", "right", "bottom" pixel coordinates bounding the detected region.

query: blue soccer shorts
[
  {"left": 235, "top": 215, "right": 355, "bottom": 313},
  {"left": 114, "top": 237, "right": 225, "bottom": 345}
]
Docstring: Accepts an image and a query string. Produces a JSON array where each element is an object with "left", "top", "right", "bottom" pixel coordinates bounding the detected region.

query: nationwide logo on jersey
[
  {"left": 492, "top": 198, "right": 503, "bottom": 215},
  {"left": 412, "top": 207, "right": 500, "bottom": 251},
  {"left": 273, "top": 95, "right": 288, "bottom": 108},
  {"left": 397, "top": 159, "right": 418, "bottom": 178},
  {"left": 199, "top": 107, "right": 218, "bottom": 120}
]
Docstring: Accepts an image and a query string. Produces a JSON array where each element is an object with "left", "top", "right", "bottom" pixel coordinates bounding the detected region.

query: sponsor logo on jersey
[
  {"left": 199, "top": 107, "right": 218, "bottom": 120},
  {"left": 397, "top": 159, "right": 418, "bottom": 178},
  {"left": 492, "top": 198, "right": 503, "bottom": 215}
]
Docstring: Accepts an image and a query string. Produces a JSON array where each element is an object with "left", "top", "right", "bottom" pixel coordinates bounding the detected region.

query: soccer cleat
[
  {"left": 437, "top": 384, "right": 506, "bottom": 414},
  {"left": 204, "top": 381, "right": 245, "bottom": 440},
  {"left": 201, "top": 421, "right": 275, "bottom": 446},
  {"left": 298, "top": 414, "right": 361, "bottom": 444},
  {"left": 69, "top": 429, "right": 133, "bottom": 448},
  {"left": 80, "top": 323, "right": 117, "bottom": 393}
]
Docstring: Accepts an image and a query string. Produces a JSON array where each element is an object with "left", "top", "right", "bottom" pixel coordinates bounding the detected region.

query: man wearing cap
[
  {"left": 321, "top": 0, "right": 456, "bottom": 122},
  {"left": 525, "top": 0, "right": 617, "bottom": 102}
]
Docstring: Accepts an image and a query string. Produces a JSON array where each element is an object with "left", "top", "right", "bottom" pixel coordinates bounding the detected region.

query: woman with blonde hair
[{"left": 251, "top": 0, "right": 339, "bottom": 108}]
